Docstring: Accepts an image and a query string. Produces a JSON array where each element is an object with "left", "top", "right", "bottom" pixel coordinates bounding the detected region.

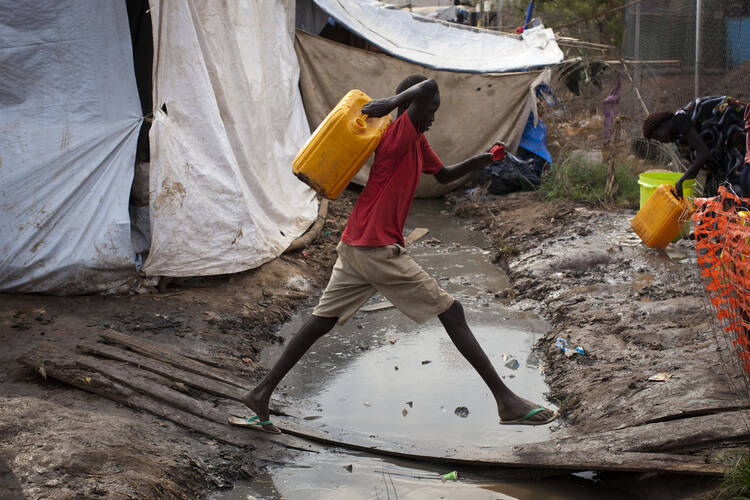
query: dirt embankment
[
  {"left": 452, "top": 191, "right": 739, "bottom": 441},
  {"left": 0, "top": 193, "right": 354, "bottom": 498}
]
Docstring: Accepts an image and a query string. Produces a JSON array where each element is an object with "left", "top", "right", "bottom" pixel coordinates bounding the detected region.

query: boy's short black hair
[
  {"left": 396, "top": 74, "right": 429, "bottom": 95},
  {"left": 642, "top": 111, "right": 674, "bottom": 140},
  {"left": 395, "top": 74, "right": 432, "bottom": 116}
]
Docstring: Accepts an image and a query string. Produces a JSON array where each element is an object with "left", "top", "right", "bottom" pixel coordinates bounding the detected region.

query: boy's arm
[
  {"left": 434, "top": 153, "right": 494, "bottom": 184},
  {"left": 361, "top": 79, "right": 438, "bottom": 123},
  {"left": 675, "top": 126, "right": 710, "bottom": 198}
]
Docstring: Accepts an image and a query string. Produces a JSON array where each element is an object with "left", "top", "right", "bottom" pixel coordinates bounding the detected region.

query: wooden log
[
  {"left": 99, "top": 330, "right": 252, "bottom": 391},
  {"left": 78, "top": 342, "right": 243, "bottom": 401}
]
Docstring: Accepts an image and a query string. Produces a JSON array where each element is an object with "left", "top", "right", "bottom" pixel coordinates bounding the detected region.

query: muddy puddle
[{"left": 216, "top": 200, "right": 637, "bottom": 499}]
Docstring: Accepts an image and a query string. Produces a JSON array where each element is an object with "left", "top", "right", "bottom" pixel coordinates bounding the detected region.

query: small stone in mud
[
  {"left": 343, "top": 464, "right": 353, "bottom": 472},
  {"left": 421, "top": 360, "right": 432, "bottom": 365},
  {"left": 394, "top": 365, "right": 398, "bottom": 370},
  {"left": 402, "top": 408, "right": 408, "bottom": 417},
  {"left": 406, "top": 401, "right": 413, "bottom": 407},
  {"left": 454, "top": 406, "right": 469, "bottom": 418}
]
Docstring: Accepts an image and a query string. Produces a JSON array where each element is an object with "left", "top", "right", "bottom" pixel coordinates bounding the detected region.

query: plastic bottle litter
[
  {"left": 556, "top": 337, "right": 585, "bottom": 357},
  {"left": 504, "top": 358, "right": 520, "bottom": 370},
  {"left": 441, "top": 471, "right": 459, "bottom": 483}
]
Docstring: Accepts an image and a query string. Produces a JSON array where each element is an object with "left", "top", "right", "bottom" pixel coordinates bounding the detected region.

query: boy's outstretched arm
[
  {"left": 434, "top": 152, "right": 494, "bottom": 184},
  {"left": 361, "top": 79, "right": 438, "bottom": 127}
]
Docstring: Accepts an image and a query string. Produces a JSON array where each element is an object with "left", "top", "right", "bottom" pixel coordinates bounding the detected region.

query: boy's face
[{"left": 419, "top": 92, "right": 440, "bottom": 133}]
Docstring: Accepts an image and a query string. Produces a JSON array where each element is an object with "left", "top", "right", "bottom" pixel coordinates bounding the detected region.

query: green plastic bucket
[{"left": 638, "top": 172, "right": 695, "bottom": 209}]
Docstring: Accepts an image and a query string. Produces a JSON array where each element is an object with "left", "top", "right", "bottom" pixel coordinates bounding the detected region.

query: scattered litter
[
  {"left": 504, "top": 358, "right": 520, "bottom": 370},
  {"left": 648, "top": 372, "right": 672, "bottom": 382},
  {"left": 246, "top": 495, "right": 258, "bottom": 500},
  {"left": 556, "top": 337, "right": 585, "bottom": 357},
  {"left": 363, "top": 402, "right": 372, "bottom": 407},
  {"left": 441, "top": 471, "right": 459, "bottom": 482},
  {"left": 402, "top": 408, "right": 408, "bottom": 417},
  {"left": 454, "top": 406, "right": 469, "bottom": 418},
  {"left": 421, "top": 360, "right": 432, "bottom": 365},
  {"left": 343, "top": 464, "right": 353, "bottom": 473},
  {"left": 388, "top": 338, "right": 397, "bottom": 345},
  {"left": 38, "top": 365, "right": 46, "bottom": 380},
  {"left": 405, "top": 401, "right": 413, "bottom": 408},
  {"left": 423, "top": 237, "right": 441, "bottom": 245}
]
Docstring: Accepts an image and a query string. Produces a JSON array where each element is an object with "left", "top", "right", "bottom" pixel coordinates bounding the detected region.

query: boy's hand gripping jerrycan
[{"left": 292, "top": 90, "right": 392, "bottom": 199}]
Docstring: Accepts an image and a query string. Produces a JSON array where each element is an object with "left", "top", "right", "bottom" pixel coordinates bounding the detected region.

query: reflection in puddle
[{"left": 218, "top": 200, "right": 636, "bottom": 499}]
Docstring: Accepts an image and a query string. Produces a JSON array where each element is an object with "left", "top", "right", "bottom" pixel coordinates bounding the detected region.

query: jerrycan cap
[{"left": 351, "top": 114, "right": 368, "bottom": 133}]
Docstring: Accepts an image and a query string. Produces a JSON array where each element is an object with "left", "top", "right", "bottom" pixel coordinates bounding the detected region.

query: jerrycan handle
[{"left": 350, "top": 113, "right": 368, "bottom": 134}]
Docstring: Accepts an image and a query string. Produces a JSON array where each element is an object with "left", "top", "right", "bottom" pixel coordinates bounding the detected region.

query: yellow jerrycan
[
  {"left": 292, "top": 90, "right": 392, "bottom": 199},
  {"left": 630, "top": 184, "right": 692, "bottom": 249}
]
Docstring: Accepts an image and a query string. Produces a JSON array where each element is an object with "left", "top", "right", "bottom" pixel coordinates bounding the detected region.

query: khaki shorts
[{"left": 313, "top": 241, "right": 455, "bottom": 324}]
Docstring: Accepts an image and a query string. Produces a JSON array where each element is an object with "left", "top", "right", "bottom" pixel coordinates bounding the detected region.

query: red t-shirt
[{"left": 341, "top": 112, "right": 443, "bottom": 247}]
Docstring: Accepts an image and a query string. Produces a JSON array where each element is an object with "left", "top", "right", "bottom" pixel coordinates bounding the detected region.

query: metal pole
[
  {"left": 633, "top": 1, "right": 641, "bottom": 114},
  {"left": 694, "top": 0, "right": 701, "bottom": 99},
  {"left": 496, "top": 0, "right": 503, "bottom": 29}
]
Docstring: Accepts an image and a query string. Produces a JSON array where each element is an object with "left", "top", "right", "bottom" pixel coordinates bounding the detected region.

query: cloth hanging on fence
[{"left": 693, "top": 186, "right": 750, "bottom": 372}]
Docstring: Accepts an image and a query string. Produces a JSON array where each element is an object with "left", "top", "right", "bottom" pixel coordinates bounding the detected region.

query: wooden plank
[
  {"left": 360, "top": 301, "right": 394, "bottom": 312},
  {"left": 13, "top": 341, "right": 732, "bottom": 474},
  {"left": 76, "top": 356, "right": 233, "bottom": 424},
  {"left": 78, "top": 341, "right": 243, "bottom": 401},
  {"left": 17, "top": 342, "right": 310, "bottom": 452},
  {"left": 405, "top": 227, "right": 429, "bottom": 245},
  {"left": 270, "top": 417, "right": 727, "bottom": 475},
  {"left": 100, "top": 330, "right": 252, "bottom": 391}
]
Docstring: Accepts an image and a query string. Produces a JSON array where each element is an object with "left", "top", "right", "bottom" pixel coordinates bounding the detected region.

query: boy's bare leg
[
  {"left": 242, "top": 315, "right": 338, "bottom": 432},
  {"left": 438, "top": 300, "right": 555, "bottom": 424}
]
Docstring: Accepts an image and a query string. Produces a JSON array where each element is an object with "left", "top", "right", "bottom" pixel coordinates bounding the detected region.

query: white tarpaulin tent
[
  {"left": 301, "top": 0, "right": 564, "bottom": 73},
  {"left": 0, "top": 1, "right": 142, "bottom": 294},
  {"left": 142, "top": 0, "right": 317, "bottom": 277},
  {"left": 0, "top": 0, "right": 318, "bottom": 293}
]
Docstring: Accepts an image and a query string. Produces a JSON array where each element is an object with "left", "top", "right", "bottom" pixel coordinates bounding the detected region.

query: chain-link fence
[{"left": 539, "top": 0, "right": 748, "bottom": 176}]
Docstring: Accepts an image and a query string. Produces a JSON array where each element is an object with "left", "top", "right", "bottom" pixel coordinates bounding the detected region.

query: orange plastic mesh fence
[{"left": 694, "top": 186, "right": 750, "bottom": 373}]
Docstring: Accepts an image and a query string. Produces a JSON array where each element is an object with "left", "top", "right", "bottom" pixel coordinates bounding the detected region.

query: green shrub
[
  {"left": 540, "top": 154, "right": 639, "bottom": 208},
  {"left": 718, "top": 453, "right": 750, "bottom": 499}
]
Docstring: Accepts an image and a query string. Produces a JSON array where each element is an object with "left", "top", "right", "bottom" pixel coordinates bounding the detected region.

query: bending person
[{"left": 642, "top": 96, "right": 746, "bottom": 198}]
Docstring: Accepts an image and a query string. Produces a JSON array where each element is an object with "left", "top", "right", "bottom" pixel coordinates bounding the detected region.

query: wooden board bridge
[{"left": 19, "top": 330, "right": 748, "bottom": 475}]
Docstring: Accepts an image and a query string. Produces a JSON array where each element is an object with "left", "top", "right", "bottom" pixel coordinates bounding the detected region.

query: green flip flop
[
  {"left": 499, "top": 407, "right": 558, "bottom": 426},
  {"left": 227, "top": 415, "right": 282, "bottom": 434}
]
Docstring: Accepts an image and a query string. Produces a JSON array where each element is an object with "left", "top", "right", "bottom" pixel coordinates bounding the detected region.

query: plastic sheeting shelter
[
  {"left": 142, "top": 1, "right": 317, "bottom": 277},
  {"left": 295, "top": 0, "right": 561, "bottom": 197},
  {"left": 0, "top": 1, "right": 142, "bottom": 294},
  {"left": 0, "top": 0, "right": 318, "bottom": 293},
  {"left": 297, "top": 0, "right": 564, "bottom": 73},
  {"left": 295, "top": 30, "right": 547, "bottom": 197}
]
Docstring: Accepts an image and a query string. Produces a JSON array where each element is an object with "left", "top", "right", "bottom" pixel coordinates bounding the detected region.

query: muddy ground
[
  {"left": 0, "top": 184, "right": 738, "bottom": 498},
  {"left": 0, "top": 195, "right": 354, "bottom": 499}
]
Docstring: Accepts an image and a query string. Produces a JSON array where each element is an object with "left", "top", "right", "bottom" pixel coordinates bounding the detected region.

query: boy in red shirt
[{"left": 243, "top": 75, "right": 557, "bottom": 432}]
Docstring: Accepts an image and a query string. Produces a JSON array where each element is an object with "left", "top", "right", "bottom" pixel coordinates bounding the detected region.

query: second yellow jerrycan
[
  {"left": 630, "top": 184, "right": 692, "bottom": 249},
  {"left": 292, "top": 90, "right": 392, "bottom": 199}
]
